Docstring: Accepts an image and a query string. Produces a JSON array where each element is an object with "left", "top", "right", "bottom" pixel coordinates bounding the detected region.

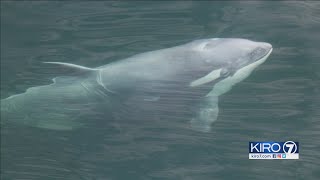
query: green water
[{"left": 1, "top": 1, "right": 319, "bottom": 180}]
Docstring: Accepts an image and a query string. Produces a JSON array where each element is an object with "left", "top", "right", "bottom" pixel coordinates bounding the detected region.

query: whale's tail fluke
[{"left": 1, "top": 75, "right": 111, "bottom": 130}]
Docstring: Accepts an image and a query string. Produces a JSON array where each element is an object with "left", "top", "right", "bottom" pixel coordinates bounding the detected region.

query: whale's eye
[{"left": 220, "top": 68, "right": 230, "bottom": 77}]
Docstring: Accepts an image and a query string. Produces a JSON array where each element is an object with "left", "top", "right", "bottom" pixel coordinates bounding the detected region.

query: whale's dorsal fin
[{"left": 43, "top": 62, "right": 98, "bottom": 74}]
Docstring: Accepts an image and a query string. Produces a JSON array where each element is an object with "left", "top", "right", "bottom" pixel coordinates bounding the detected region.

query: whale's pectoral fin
[
  {"left": 190, "top": 68, "right": 221, "bottom": 87},
  {"left": 191, "top": 95, "right": 219, "bottom": 132}
]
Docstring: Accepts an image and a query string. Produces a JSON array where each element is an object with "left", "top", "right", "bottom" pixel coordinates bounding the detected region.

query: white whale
[{"left": 1, "top": 38, "right": 272, "bottom": 132}]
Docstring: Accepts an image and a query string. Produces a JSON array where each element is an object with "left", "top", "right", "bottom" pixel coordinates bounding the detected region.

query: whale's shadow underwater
[{"left": 1, "top": 38, "right": 272, "bottom": 132}]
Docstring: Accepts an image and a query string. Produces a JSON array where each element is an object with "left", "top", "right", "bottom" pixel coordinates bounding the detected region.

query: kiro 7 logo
[
  {"left": 283, "top": 141, "right": 298, "bottom": 153},
  {"left": 249, "top": 141, "right": 299, "bottom": 154}
]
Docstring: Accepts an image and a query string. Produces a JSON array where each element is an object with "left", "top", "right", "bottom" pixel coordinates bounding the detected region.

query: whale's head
[{"left": 189, "top": 38, "right": 272, "bottom": 96}]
